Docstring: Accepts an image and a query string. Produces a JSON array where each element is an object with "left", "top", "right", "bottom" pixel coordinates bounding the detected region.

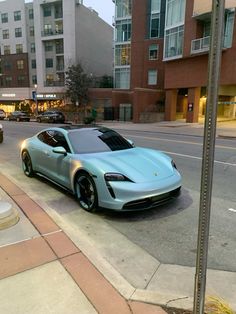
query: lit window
[
  {"left": 148, "top": 70, "right": 157, "bottom": 85},
  {"left": 17, "top": 60, "right": 24, "bottom": 70}
]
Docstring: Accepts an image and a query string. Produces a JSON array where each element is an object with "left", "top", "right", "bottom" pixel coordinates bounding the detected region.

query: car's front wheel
[
  {"left": 22, "top": 151, "right": 34, "bottom": 177},
  {"left": 75, "top": 172, "right": 98, "bottom": 212}
]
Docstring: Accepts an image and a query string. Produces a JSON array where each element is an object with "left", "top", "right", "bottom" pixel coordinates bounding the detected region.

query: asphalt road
[{"left": 0, "top": 121, "right": 236, "bottom": 272}]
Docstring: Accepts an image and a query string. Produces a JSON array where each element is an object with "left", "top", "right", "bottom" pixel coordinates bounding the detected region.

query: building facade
[
  {"left": 0, "top": 0, "right": 113, "bottom": 115},
  {"left": 112, "top": 0, "right": 236, "bottom": 123}
]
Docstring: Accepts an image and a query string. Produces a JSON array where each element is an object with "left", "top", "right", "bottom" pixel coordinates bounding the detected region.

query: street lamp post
[{"left": 34, "top": 84, "right": 38, "bottom": 115}]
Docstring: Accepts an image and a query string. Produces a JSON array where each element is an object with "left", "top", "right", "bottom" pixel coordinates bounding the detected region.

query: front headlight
[
  {"left": 104, "top": 173, "right": 132, "bottom": 182},
  {"left": 171, "top": 160, "right": 177, "bottom": 170}
]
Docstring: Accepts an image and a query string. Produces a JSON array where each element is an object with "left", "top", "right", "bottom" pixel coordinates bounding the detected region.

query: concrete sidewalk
[{"left": 0, "top": 174, "right": 167, "bottom": 314}]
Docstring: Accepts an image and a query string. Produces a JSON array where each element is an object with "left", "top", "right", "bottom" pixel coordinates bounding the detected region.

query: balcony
[
  {"left": 191, "top": 36, "right": 210, "bottom": 54},
  {"left": 56, "top": 65, "right": 64, "bottom": 72},
  {"left": 42, "top": 29, "right": 63, "bottom": 37},
  {"left": 191, "top": 35, "right": 228, "bottom": 54},
  {"left": 44, "top": 80, "right": 64, "bottom": 87}
]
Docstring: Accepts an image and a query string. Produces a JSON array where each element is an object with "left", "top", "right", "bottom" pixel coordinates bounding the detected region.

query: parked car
[
  {"left": 21, "top": 126, "right": 182, "bottom": 212},
  {"left": 8, "top": 111, "right": 30, "bottom": 122},
  {"left": 36, "top": 110, "right": 65, "bottom": 123},
  {"left": 0, "top": 124, "right": 3, "bottom": 143},
  {"left": 0, "top": 109, "right": 6, "bottom": 120}
]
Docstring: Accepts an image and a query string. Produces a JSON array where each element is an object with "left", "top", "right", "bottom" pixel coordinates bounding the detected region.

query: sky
[
  {"left": 10, "top": 0, "right": 115, "bottom": 26},
  {"left": 83, "top": 0, "right": 115, "bottom": 26}
]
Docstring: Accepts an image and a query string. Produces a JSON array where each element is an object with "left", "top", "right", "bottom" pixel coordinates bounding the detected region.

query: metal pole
[{"left": 193, "top": 1, "right": 225, "bottom": 313}]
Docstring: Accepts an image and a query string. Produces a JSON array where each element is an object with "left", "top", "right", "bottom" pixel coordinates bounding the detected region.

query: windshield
[{"left": 68, "top": 128, "right": 133, "bottom": 154}]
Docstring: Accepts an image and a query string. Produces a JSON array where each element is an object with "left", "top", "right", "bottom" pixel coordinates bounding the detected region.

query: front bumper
[{"left": 98, "top": 173, "right": 182, "bottom": 211}]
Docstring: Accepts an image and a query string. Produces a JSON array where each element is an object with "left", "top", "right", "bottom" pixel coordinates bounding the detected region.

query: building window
[
  {"left": 5, "top": 76, "right": 12, "bottom": 87},
  {"left": 46, "top": 74, "right": 54, "bottom": 85},
  {"left": 46, "top": 58, "right": 53, "bottom": 68},
  {"left": 17, "top": 75, "right": 25, "bottom": 86},
  {"left": 16, "top": 44, "right": 23, "bottom": 54},
  {"left": 164, "top": 25, "right": 184, "bottom": 58},
  {"left": 31, "top": 43, "right": 35, "bottom": 53},
  {"left": 32, "top": 75, "right": 37, "bottom": 85},
  {"left": 150, "top": 13, "right": 160, "bottom": 38},
  {"left": 149, "top": 44, "right": 159, "bottom": 60},
  {"left": 151, "top": 0, "right": 161, "bottom": 12},
  {"left": 44, "top": 24, "right": 52, "bottom": 35},
  {"left": 115, "top": 68, "right": 130, "bottom": 89},
  {"left": 2, "top": 29, "right": 9, "bottom": 39},
  {"left": 45, "top": 41, "right": 53, "bottom": 52},
  {"left": 166, "top": 0, "right": 186, "bottom": 28},
  {"left": 29, "top": 8, "right": 34, "bottom": 19},
  {"left": 43, "top": 6, "right": 52, "bottom": 17},
  {"left": 17, "top": 60, "right": 24, "bottom": 70},
  {"left": 4, "top": 45, "right": 11, "bottom": 55},
  {"left": 15, "top": 28, "right": 22, "bottom": 38},
  {"left": 1, "top": 13, "right": 8, "bottom": 23},
  {"left": 224, "top": 11, "right": 235, "bottom": 48},
  {"left": 29, "top": 26, "right": 34, "bottom": 37},
  {"left": 115, "top": 44, "right": 131, "bottom": 66},
  {"left": 116, "top": 19, "right": 131, "bottom": 42},
  {"left": 14, "top": 11, "right": 21, "bottom": 21},
  {"left": 31, "top": 59, "right": 36, "bottom": 69},
  {"left": 4, "top": 60, "right": 11, "bottom": 71},
  {"left": 55, "top": 39, "right": 64, "bottom": 54},
  {"left": 116, "top": 0, "right": 132, "bottom": 18},
  {"left": 148, "top": 70, "right": 157, "bottom": 85}
]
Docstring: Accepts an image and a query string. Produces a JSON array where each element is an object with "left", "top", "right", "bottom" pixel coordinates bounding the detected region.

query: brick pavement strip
[{"left": 0, "top": 172, "right": 168, "bottom": 314}]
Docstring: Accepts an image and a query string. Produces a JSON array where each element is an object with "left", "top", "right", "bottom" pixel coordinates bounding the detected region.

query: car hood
[{"left": 78, "top": 147, "right": 175, "bottom": 183}]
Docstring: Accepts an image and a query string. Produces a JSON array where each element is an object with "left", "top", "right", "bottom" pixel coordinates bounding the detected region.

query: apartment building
[
  {"left": 0, "top": 0, "right": 113, "bottom": 114},
  {"left": 112, "top": 0, "right": 236, "bottom": 123}
]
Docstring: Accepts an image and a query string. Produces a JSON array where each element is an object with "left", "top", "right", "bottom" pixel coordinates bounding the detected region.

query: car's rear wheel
[
  {"left": 75, "top": 172, "right": 98, "bottom": 212},
  {"left": 22, "top": 151, "right": 34, "bottom": 177},
  {"left": 37, "top": 118, "right": 41, "bottom": 123}
]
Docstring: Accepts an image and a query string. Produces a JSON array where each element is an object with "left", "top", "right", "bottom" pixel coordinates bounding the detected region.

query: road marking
[
  {"left": 228, "top": 208, "right": 236, "bottom": 213},
  {"left": 161, "top": 150, "right": 236, "bottom": 167},
  {"left": 125, "top": 134, "right": 236, "bottom": 150}
]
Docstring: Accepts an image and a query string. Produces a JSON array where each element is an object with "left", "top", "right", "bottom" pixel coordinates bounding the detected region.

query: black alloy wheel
[
  {"left": 22, "top": 151, "right": 34, "bottom": 177},
  {"left": 75, "top": 172, "right": 98, "bottom": 212}
]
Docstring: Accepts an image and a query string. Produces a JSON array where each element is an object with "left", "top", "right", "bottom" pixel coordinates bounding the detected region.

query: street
[{"left": 0, "top": 120, "right": 236, "bottom": 276}]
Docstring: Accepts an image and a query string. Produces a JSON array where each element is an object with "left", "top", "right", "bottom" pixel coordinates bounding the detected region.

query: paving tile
[
  {"left": 128, "top": 301, "right": 167, "bottom": 314},
  {"left": 44, "top": 231, "right": 80, "bottom": 258},
  {"left": 0, "top": 237, "right": 56, "bottom": 279},
  {"left": 12, "top": 194, "right": 60, "bottom": 234},
  {"left": 61, "top": 253, "right": 131, "bottom": 314},
  {"left": 0, "top": 174, "right": 24, "bottom": 196}
]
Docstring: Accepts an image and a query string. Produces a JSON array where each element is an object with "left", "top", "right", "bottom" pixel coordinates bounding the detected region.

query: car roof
[{"left": 39, "top": 125, "right": 111, "bottom": 134}]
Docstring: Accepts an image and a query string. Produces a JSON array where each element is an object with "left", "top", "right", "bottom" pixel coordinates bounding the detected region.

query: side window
[
  {"left": 37, "top": 130, "right": 57, "bottom": 147},
  {"left": 53, "top": 131, "right": 71, "bottom": 152}
]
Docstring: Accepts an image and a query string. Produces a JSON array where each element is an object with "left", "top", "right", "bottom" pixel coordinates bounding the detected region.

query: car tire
[
  {"left": 0, "top": 134, "right": 3, "bottom": 143},
  {"left": 22, "top": 151, "right": 34, "bottom": 177},
  {"left": 75, "top": 171, "right": 98, "bottom": 212},
  {"left": 16, "top": 117, "right": 20, "bottom": 122},
  {"left": 37, "top": 118, "right": 41, "bottom": 123}
]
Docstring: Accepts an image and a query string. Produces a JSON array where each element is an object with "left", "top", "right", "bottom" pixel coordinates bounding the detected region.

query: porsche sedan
[{"left": 21, "top": 126, "right": 181, "bottom": 212}]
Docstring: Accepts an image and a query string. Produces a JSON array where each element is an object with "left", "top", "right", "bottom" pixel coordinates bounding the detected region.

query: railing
[
  {"left": 191, "top": 36, "right": 210, "bottom": 54},
  {"left": 56, "top": 65, "right": 64, "bottom": 71},
  {"left": 44, "top": 80, "right": 65, "bottom": 87},
  {"left": 41, "top": 29, "right": 63, "bottom": 37}
]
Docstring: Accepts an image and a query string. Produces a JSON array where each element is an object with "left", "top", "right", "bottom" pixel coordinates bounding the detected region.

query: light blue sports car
[{"left": 21, "top": 126, "right": 181, "bottom": 212}]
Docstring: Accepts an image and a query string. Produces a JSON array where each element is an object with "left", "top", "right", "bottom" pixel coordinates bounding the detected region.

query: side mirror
[
  {"left": 52, "top": 146, "right": 67, "bottom": 155},
  {"left": 127, "top": 139, "right": 135, "bottom": 147}
]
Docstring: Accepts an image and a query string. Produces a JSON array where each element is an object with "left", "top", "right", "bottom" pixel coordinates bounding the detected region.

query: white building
[{"left": 0, "top": 0, "right": 113, "bottom": 113}]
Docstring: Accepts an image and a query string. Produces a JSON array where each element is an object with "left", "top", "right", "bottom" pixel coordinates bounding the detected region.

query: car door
[{"left": 48, "top": 131, "right": 72, "bottom": 188}]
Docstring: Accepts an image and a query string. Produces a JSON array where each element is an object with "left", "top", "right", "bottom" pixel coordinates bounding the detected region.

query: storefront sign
[
  {"left": 2, "top": 93, "right": 16, "bottom": 97},
  {"left": 36, "top": 94, "right": 57, "bottom": 99}
]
